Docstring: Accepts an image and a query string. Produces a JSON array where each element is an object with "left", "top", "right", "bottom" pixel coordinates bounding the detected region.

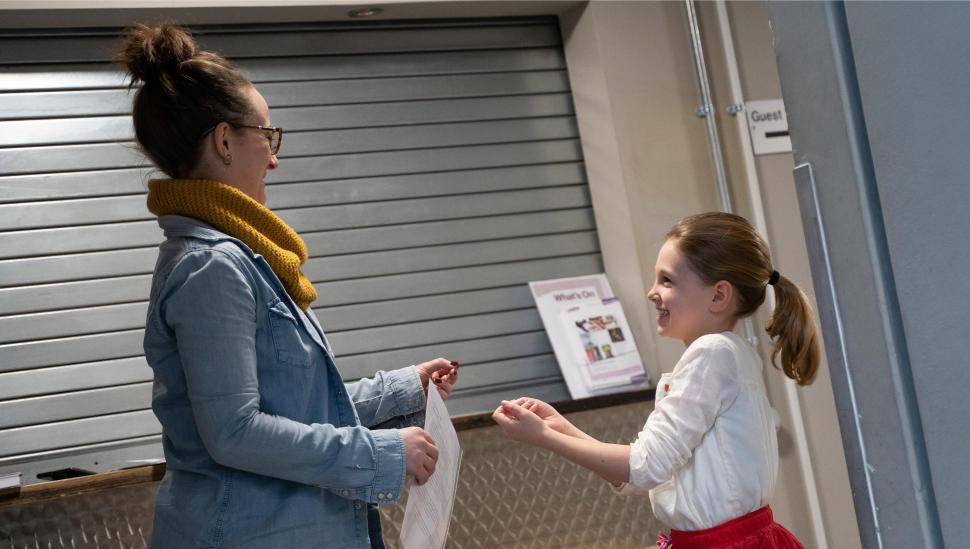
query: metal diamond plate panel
[{"left": 0, "top": 402, "right": 660, "bottom": 549}]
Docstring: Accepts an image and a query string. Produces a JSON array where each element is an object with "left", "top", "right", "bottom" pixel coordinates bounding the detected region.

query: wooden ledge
[
  {"left": 0, "top": 389, "right": 653, "bottom": 508},
  {"left": 0, "top": 463, "right": 166, "bottom": 509}
]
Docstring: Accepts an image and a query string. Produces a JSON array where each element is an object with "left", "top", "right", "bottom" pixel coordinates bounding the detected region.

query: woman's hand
[
  {"left": 491, "top": 400, "right": 553, "bottom": 447},
  {"left": 415, "top": 358, "right": 458, "bottom": 400},
  {"left": 401, "top": 426, "right": 438, "bottom": 485}
]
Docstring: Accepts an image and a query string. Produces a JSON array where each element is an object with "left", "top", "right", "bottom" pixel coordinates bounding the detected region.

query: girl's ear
[{"left": 710, "top": 280, "right": 734, "bottom": 314}]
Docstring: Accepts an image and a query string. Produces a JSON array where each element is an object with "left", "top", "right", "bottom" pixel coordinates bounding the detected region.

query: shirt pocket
[{"left": 267, "top": 297, "right": 313, "bottom": 368}]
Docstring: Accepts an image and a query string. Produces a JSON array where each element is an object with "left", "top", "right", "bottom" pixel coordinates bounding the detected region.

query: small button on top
[
  {"left": 340, "top": 489, "right": 349, "bottom": 496},
  {"left": 354, "top": 502, "right": 362, "bottom": 510},
  {"left": 377, "top": 493, "right": 385, "bottom": 500}
]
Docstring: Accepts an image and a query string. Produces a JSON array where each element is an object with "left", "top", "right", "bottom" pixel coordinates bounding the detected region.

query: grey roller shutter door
[{"left": 0, "top": 18, "right": 603, "bottom": 482}]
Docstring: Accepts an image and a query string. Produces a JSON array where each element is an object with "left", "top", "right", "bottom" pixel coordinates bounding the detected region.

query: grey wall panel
[
  {"left": 1, "top": 142, "right": 146, "bottom": 175},
  {"left": 303, "top": 208, "right": 595, "bottom": 257},
  {"left": 0, "top": 71, "right": 570, "bottom": 119},
  {"left": 313, "top": 254, "right": 603, "bottom": 307},
  {"left": 0, "top": 62, "right": 127, "bottom": 91},
  {"left": 0, "top": 22, "right": 562, "bottom": 64},
  {"left": 0, "top": 410, "right": 160, "bottom": 458},
  {"left": 267, "top": 162, "right": 587, "bottom": 207},
  {"left": 0, "top": 329, "right": 144, "bottom": 372},
  {"left": 1, "top": 162, "right": 587, "bottom": 233},
  {"left": 338, "top": 331, "right": 552, "bottom": 380},
  {"left": 2, "top": 99, "right": 577, "bottom": 150},
  {"left": 279, "top": 185, "right": 590, "bottom": 232},
  {"left": 0, "top": 357, "right": 150, "bottom": 400},
  {"left": 305, "top": 232, "right": 599, "bottom": 282},
  {"left": 843, "top": 4, "right": 967, "bottom": 545},
  {"left": 0, "top": 169, "right": 152, "bottom": 203},
  {"left": 270, "top": 94, "right": 575, "bottom": 132},
  {"left": 0, "top": 302, "right": 148, "bottom": 344},
  {"left": 0, "top": 18, "right": 604, "bottom": 481},
  {"left": 0, "top": 275, "right": 152, "bottom": 315},
  {"left": 0, "top": 220, "right": 161, "bottom": 259},
  {"left": 0, "top": 247, "right": 156, "bottom": 286},
  {"left": 330, "top": 309, "right": 542, "bottom": 357},
  {"left": 268, "top": 140, "right": 581, "bottom": 182},
  {"left": 0, "top": 48, "right": 566, "bottom": 93},
  {"left": 0, "top": 383, "right": 153, "bottom": 429},
  {"left": 0, "top": 195, "right": 148, "bottom": 231},
  {"left": 321, "top": 286, "right": 535, "bottom": 333}
]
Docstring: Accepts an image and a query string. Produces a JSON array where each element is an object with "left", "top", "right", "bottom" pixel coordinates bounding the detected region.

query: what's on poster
[{"left": 529, "top": 274, "right": 649, "bottom": 399}]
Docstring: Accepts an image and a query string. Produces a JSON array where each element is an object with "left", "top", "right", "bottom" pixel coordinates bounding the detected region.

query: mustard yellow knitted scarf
[{"left": 147, "top": 179, "right": 317, "bottom": 310}]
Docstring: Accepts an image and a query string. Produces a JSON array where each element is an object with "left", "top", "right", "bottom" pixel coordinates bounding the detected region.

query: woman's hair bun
[{"left": 119, "top": 23, "right": 198, "bottom": 85}]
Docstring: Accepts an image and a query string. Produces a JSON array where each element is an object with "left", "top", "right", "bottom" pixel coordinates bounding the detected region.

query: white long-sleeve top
[{"left": 621, "top": 331, "right": 780, "bottom": 531}]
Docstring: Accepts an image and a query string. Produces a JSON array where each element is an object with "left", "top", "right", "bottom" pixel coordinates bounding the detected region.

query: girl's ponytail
[
  {"left": 667, "top": 212, "right": 821, "bottom": 386},
  {"left": 765, "top": 274, "right": 820, "bottom": 386}
]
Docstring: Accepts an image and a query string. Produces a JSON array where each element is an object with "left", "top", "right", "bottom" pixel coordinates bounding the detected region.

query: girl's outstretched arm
[{"left": 493, "top": 400, "right": 630, "bottom": 485}]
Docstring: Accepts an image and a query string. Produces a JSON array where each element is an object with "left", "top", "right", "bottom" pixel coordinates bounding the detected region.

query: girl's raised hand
[
  {"left": 492, "top": 400, "right": 550, "bottom": 446},
  {"left": 514, "top": 397, "right": 593, "bottom": 440}
]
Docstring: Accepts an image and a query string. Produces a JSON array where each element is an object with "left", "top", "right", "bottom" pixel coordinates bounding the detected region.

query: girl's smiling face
[{"left": 647, "top": 238, "right": 721, "bottom": 346}]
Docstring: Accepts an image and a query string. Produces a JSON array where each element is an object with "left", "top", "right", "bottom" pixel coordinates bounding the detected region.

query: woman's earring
[{"left": 223, "top": 154, "right": 232, "bottom": 166}]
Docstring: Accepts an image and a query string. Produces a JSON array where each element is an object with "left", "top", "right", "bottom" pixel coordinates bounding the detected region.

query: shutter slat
[
  {"left": 0, "top": 383, "right": 153, "bottom": 429},
  {"left": 0, "top": 410, "right": 160, "bottom": 458},
  {"left": 314, "top": 254, "right": 603, "bottom": 307},
  {"left": 0, "top": 94, "right": 575, "bottom": 149},
  {"left": 337, "top": 331, "right": 552, "bottom": 380},
  {"left": 0, "top": 161, "right": 586, "bottom": 231},
  {"left": 0, "top": 274, "right": 153, "bottom": 316},
  {"left": 0, "top": 48, "right": 566, "bottom": 92},
  {"left": 0, "top": 71, "right": 570, "bottom": 119},
  {"left": 0, "top": 23, "right": 561, "bottom": 65},
  {"left": 331, "top": 309, "right": 543, "bottom": 357},
  {"left": 0, "top": 356, "right": 150, "bottom": 400}
]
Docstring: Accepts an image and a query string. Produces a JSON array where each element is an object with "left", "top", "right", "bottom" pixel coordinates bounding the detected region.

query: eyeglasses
[
  {"left": 200, "top": 122, "right": 284, "bottom": 155},
  {"left": 235, "top": 124, "right": 284, "bottom": 156}
]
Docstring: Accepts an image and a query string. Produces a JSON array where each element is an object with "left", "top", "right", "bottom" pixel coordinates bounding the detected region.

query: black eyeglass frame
[{"left": 200, "top": 122, "right": 284, "bottom": 156}]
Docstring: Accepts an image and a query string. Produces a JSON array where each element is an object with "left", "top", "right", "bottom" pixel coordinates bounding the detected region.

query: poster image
[{"left": 529, "top": 274, "right": 650, "bottom": 399}]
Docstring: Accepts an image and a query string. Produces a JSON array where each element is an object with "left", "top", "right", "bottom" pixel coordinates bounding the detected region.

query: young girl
[{"left": 493, "top": 212, "right": 818, "bottom": 548}]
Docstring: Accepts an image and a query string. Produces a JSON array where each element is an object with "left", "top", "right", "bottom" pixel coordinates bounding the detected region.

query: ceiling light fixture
[{"left": 348, "top": 7, "right": 384, "bottom": 18}]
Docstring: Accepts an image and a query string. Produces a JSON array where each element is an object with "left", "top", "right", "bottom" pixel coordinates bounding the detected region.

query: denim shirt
[{"left": 143, "top": 215, "right": 426, "bottom": 548}]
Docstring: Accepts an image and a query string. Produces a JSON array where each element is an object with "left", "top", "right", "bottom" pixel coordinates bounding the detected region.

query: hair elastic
[{"left": 768, "top": 270, "right": 780, "bottom": 286}]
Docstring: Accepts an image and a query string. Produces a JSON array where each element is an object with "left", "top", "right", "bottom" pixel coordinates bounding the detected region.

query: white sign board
[
  {"left": 529, "top": 274, "right": 649, "bottom": 399},
  {"left": 746, "top": 99, "right": 791, "bottom": 155}
]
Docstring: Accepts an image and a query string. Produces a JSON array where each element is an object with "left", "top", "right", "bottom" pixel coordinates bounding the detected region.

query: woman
[{"left": 120, "top": 23, "right": 458, "bottom": 548}]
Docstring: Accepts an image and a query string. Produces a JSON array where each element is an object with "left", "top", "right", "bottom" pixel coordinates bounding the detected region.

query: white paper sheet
[{"left": 399, "top": 385, "right": 462, "bottom": 549}]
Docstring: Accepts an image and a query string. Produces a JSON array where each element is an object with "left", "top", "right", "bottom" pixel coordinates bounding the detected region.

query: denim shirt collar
[
  {"left": 157, "top": 214, "right": 334, "bottom": 359},
  {"left": 158, "top": 214, "right": 242, "bottom": 246}
]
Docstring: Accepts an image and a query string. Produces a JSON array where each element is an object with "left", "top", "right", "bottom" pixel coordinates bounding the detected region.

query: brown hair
[
  {"left": 666, "top": 212, "right": 820, "bottom": 385},
  {"left": 117, "top": 23, "right": 253, "bottom": 178}
]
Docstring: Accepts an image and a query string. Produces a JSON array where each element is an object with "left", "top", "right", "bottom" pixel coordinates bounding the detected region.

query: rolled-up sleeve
[
  {"left": 161, "top": 248, "right": 405, "bottom": 504},
  {"left": 347, "top": 366, "right": 426, "bottom": 429},
  {"left": 627, "top": 338, "right": 740, "bottom": 490}
]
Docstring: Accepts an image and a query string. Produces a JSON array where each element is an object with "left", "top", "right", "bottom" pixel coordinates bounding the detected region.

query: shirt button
[
  {"left": 377, "top": 493, "right": 385, "bottom": 500},
  {"left": 341, "top": 489, "right": 349, "bottom": 496},
  {"left": 354, "top": 502, "right": 362, "bottom": 510}
]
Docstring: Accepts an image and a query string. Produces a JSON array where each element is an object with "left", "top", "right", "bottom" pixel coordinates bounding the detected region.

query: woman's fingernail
[
  {"left": 449, "top": 361, "right": 459, "bottom": 367},
  {"left": 433, "top": 378, "right": 441, "bottom": 384}
]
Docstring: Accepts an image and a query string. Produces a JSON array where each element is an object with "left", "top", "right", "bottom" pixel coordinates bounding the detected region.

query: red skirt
[{"left": 660, "top": 506, "right": 803, "bottom": 549}]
